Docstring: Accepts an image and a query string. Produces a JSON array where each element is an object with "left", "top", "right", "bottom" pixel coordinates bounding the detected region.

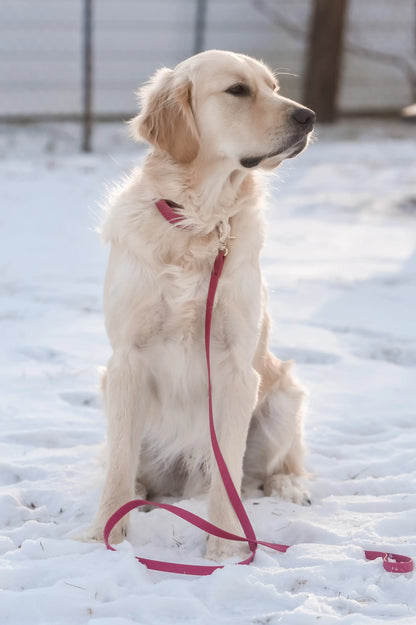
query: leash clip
[{"left": 217, "top": 219, "right": 231, "bottom": 256}]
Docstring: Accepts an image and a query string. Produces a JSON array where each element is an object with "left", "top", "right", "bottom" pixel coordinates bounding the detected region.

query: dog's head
[{"left": 130, "top": 50, "right": 315, "bottom": 169}]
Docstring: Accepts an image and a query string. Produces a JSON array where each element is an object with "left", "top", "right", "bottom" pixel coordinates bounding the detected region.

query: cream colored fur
[{"left": 88, "top": 50, "right": 314, "bottom": 561}]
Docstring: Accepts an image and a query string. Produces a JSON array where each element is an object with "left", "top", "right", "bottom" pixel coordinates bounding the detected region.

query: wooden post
[
  {"left": 303, "top": 0, "right": 349, "bottom": 122},
  {"left": 81, "top": 0, "right": 93, "bottom": 152}
]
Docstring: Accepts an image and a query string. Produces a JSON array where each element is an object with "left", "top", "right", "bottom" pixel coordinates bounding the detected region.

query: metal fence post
[
  {"left": 82, "top": 0, "right": 93, "bottom": 152},
  {"left": 194, "top": 0, "right": 207, "bottom": 55}
]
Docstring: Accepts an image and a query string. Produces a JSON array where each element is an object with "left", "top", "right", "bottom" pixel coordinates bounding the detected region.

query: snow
[{"left": 0, "top": 119, "right": 415, "bottom": 624}]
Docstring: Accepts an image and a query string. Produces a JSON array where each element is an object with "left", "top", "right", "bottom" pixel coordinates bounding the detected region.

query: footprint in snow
[
  {"left": 59, "top": 391, "right": 101, "bottom": 409},
  {"left": 356, "top": 344, "right": 416, "bottom": 367},
  {"left": 19, "top": 346, "right": 63, "bottom": 362},
  {"left": 276, "top": 347, "right": 340, "bottom": 365}
]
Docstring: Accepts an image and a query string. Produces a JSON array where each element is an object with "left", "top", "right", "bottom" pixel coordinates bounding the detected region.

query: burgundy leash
[{"left": 103, "top": 199, "right": 413, "bottom": 576}]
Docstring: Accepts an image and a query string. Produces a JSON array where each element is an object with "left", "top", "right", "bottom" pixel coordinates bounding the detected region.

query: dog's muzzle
[{"left": 240, "top": 106, "right": 316, "bottom": 169}]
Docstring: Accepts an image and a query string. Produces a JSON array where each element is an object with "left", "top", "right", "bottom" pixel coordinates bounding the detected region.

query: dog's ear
[{"left": 129, "top": 67, "right": 200, "bottom": 164}]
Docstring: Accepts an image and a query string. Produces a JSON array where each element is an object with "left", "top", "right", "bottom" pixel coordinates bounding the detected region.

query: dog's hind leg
[{"left": 245, "top": 314, "right": 310, "bottom": 505}]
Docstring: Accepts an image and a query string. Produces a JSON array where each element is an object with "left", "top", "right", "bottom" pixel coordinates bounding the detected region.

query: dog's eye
[{"left": 225, "top": 83, "right": 251, "bottom": 97}]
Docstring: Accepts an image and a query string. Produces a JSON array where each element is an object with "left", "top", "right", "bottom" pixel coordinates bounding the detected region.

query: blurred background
[{"left": 1, "top": 0, "right": 416, "bottom": 151}]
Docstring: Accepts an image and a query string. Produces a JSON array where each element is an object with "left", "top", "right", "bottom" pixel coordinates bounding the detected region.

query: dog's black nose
[{"left": 291, "top": 107, "right": 316, "bottom": 132}]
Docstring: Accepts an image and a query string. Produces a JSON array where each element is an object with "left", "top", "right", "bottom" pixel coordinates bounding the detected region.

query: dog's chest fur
[{"left": 102, "top": 181, "right": 266, "bottom": 491}]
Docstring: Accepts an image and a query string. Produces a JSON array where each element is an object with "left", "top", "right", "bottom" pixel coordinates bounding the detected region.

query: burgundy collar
[
  {"left": 155, "top": 199, "right": 185, "bottom": 227},
  {"left": 155, "top": 199, "right": 231, "bottom": 256}
]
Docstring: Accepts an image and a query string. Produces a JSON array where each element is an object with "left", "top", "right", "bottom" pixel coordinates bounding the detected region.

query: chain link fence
[{"left": 1, "top": 0, "right": 415, "bottom": 147}]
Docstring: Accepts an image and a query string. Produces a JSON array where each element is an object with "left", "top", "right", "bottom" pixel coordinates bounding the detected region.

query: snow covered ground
[{"left": 0, "top": 119, "right": 415, "bottom": 624}]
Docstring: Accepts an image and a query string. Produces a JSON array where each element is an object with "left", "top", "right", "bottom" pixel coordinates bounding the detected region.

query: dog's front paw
[
  {"left": 205, "top": 535, "right": 250, "bottom": 562},
  {"left": 88, "top": 522, "right": 127, "bottom": 544},
  {"left": 85, "top": 513, "right": 128, "bottom": 545},
  {"left": 264, "top": 474, "right": 311, "bottom": 506}
]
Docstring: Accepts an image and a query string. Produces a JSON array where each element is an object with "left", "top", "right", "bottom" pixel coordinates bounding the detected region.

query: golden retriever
[{"left": 89, "top": 50, "right": 315, "bottom": 561}]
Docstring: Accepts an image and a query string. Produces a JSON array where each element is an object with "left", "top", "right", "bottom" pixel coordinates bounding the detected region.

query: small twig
[
  {"left": 172, "top": 526, "right": 182, "bottom": 548},
  {"left": 350, "top": 467, "right": 369, "bottom": 480},
  {"left": 64, "top": 581, "right": 88, "bottom": 591}
]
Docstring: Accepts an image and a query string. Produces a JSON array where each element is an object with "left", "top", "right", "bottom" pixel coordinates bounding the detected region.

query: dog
[{"left": 89, "top": 50, "right": 315, "bottom": 561}]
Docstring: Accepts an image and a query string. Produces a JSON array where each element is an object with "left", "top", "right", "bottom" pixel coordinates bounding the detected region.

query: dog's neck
[{"left": 143, "top": 150, "right": 260, "bottom": 235}]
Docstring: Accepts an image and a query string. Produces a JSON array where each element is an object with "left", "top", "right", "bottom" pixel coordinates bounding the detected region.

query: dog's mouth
[{"left": 240, "top": 134, "right": 311, "bottom": 169}]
